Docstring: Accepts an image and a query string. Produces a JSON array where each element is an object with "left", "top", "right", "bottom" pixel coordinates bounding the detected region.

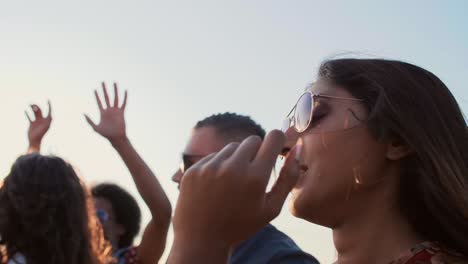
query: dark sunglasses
[
  {"left": 180, "top": 153, "right": 206, "bottom": 174},
  {"left": 282, "top": 91, "right": 363, "bottom": 133},
  {"left": 96, "top": 209, "right": 109, "bottom": 223}
]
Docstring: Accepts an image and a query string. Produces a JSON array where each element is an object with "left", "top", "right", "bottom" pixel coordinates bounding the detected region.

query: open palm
[
  {"left": 26, "top": 102, "right": 52, "bottom": 146},
  {"left": 85, "top": 82, "right": 128, "bottom": 142}
]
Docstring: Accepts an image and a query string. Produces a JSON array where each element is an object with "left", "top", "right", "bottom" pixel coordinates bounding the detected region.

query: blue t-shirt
[{"left": 229, "top": 224, "right": 319, "bottom": 264}]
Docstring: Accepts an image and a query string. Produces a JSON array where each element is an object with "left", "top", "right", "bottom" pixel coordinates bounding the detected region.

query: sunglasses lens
[
  {"left": 179, "top": 161, "right": 185, "bottom": 173},
  {"left": 294, "top": 93, "right": 312, "bottom": 132},
  {"left": 281, "top": 117, "right": 291, "bottom": 132},
  {"left": 181, "top": 155, "right": 194, "bottom": 174}
]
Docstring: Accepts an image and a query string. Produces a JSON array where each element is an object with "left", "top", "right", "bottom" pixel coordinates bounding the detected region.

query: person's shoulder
[
  {"left": 7, "top": 253, "right": 26, "bottom": 264},
  {"left": 231, "top": 224, "right": 319, "bottom": 264},
  {"left": 263, "top": 225, "right": 319, "bottom": 264},
  {"left": 257, "top": 224, "right": 307, "bottom": 251},
  {"left": 269, "top": 253, "right": 319, "bottom": 264}
]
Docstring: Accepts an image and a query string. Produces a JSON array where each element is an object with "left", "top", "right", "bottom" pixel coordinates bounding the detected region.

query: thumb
[
  {"left": 264, "top": 141, "right": 302, "bottom": 220},
  {"left": 84, "top": 114, "right": 98, "bottom": 131}
]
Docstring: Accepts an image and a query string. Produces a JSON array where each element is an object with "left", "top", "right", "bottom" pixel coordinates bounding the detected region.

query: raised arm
[
  {"left": 85, "top": 82, "right": 172, "bottom": 264},
  {"left": 26, "top": 101, "right": 52, "bottom": 153}
]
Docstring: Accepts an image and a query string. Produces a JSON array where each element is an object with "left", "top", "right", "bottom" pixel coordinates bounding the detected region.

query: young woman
[
  {"left": 85, "top": 83, "right": 172, "bottom": 264},
  {"left": 168, "top": 58, "right": 468, "bottom": 263},
  {"left": 0, "top": 154, "right": 112, "bottom": 264}
]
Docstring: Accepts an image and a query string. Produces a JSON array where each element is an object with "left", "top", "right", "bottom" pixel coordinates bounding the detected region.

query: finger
[
  {"left": 121, "top": 90, "right": 128, "bottom": 110},
  {"left": 113, "top": 83, "right": 119, "bottom": 108},
  {"left": 179, "top": 152, "right": 217, "bottom": 190},
  {"left": 264, "top": 143, "right": 301, "bottom": 220},
  {"left": 25, "top": 111, "right": 32, "bottom": 122},
  {"left": 252, "top": 130, "right": 286, "bottom": 180},
  {"left": 102, "top": 82, "right": 111, "bottom": 108},
  {"left": 94, "top": 90, "right": 104, "bottom": 111},
  {"left": 46, "top": 100, "right": 52, "bottom": 119},
  {"left": 184, "top": 152, "right": 217, "bottom": 174},
  {"left": 206, "top": 142, "right": 240, "bottom": 166},
  {"left": 282, "top": 126, "right": 300, "bottom": 156},
  {"left": 230, "top": 135, "right": 263, "bottom": 163},
  {"left": 31, "top": 104, "right": 43, "bottom": 119},
  {"left": 84, "top": 114, "right": 98, "bottom": 131}
]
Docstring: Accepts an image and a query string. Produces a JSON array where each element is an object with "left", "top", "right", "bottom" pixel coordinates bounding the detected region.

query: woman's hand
[
  {"left": 169, "top": 130, "right": 301, "bottom": 263},
  {"left": 26, "top": 101, "right": 52, "bottom": 153},
  {"left": 84, "top": 82, "right": 128, "bottom": 144}
]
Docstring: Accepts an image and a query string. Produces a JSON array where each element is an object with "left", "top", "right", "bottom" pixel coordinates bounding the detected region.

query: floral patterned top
[
  {"left": 115, "top": 246, "right": 142, "bottom": 264},
  {"left": 390, "top": 242, "right": 466, "bottom": 264}
]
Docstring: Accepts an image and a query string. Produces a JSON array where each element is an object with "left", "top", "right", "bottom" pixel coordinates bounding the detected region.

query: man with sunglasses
[{"left": 172, "top": 112, "right": 318, "bottom": 264}]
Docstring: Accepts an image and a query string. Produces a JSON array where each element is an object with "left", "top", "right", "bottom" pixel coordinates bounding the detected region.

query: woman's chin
[
  {"left": 289, "top": 187, "right": 331, "bottom": 226},
  {"left": 289, "top": 187, "right": 305, "bottom": 218}
]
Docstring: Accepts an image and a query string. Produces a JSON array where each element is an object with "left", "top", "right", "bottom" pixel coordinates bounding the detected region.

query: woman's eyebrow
[{"left": 314, "top": 97, "right": 331, "bottom": 104}]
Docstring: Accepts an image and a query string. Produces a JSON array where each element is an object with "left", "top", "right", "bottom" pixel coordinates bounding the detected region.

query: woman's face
[
  {"left": 288, "top": 80, "right": 391, "bottom": 228},
  {"left": 94, "top": 196, "right": 124, "bottom": 249}
]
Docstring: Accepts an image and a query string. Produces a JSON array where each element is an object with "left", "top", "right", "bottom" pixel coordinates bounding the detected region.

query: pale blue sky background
[{"left": 1, "top": 0, "right": 467, "bottom": 262}]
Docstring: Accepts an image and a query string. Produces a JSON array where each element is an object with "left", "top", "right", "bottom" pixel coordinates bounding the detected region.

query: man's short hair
[
  {"left": 91, "top": 183, "right": 141, "bottom": 249},
  {"left": 195, "top": 112, "right": 266, "bottom": 142}
]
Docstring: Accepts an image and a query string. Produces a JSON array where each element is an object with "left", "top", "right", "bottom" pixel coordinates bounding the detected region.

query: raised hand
[
  {"left": 86, "top": 82, "right": 172, "bottom": 264},
  {"left": 26, "top": 101, "right": 52, "bottom": 153},
  {"left": 85, "top": 82, "right": 128, "bottom": 143},
  {"left": 169, "top": 130, "right": 301, "bottom": 263}
]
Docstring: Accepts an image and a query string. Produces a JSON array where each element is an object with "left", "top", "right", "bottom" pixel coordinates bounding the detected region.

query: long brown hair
[
  {"left": 0, "top": 154, "right": 113, "bottom": 264},
  {"left": 318, "top": 58, "right": 468, "bottom": 255}
]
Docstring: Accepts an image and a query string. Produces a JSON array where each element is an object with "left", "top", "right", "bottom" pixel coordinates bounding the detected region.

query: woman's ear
[{"left": 386, "top": 139, "right": 412, "bottom": 161}]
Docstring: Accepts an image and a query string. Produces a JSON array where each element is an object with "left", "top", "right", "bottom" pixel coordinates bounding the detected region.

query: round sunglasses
[{"left": 282, "top": 91, "right": 363, "bottom": 133}]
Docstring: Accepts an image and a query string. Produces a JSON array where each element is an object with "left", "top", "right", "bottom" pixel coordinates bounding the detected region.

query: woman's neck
[{"left": 333, "top": 188, "right": 422, "bottom": 263}]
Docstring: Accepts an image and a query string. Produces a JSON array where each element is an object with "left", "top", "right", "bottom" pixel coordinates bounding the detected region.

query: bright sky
[{"left": 1, "top": 0, "right": 467, "bottom": 262}]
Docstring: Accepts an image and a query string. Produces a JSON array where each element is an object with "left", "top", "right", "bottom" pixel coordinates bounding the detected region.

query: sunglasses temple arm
[
  {"left": 286, "top": 104, "right": 296, "bottom": 118},
  {"left": 318, "top": 94, "right": 364, "bottom": 101}
]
